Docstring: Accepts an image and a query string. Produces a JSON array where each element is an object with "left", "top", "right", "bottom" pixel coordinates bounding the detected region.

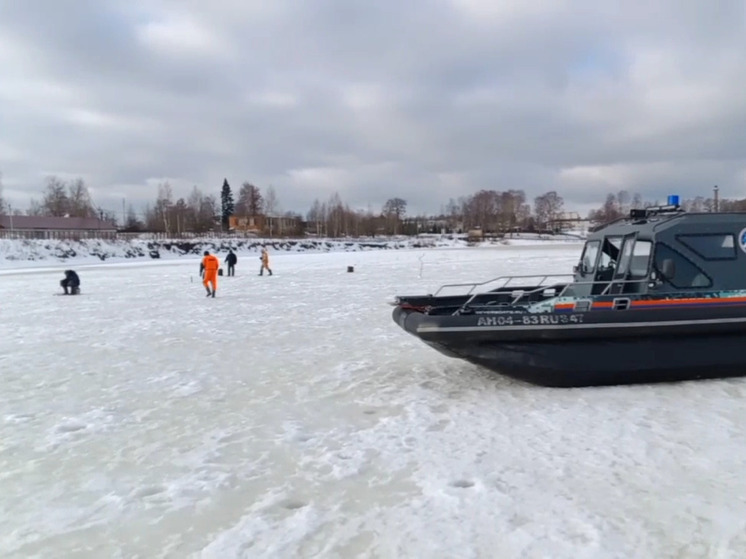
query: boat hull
[{"left": 393, "top": 306, "right": 746, "bottom": 387}]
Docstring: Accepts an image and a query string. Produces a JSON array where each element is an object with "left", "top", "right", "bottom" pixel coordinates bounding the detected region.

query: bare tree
[
  {"left": 97, "top": 208, "right": 118, "bottom": 227},
  {"left": 237, "top": 182, "right": 263, "bottom": 215},
  {"left": 261, "top": 185, "right": 281, "bottom": 235},
  {"left": 186, "top": 186, "right": 202, "bottom": 231},
  {"left": 327, "top": 192, "right": 344, "bottom": 237},
  {"left": 180, "top": 186, "right": 217, "bottom": 233},
  {"left": 27, "top": 198, "right": 44, "bottom": 216},
  {"left": 715, "top": 196, "right": 746, "bottom": 211},
  {"left": 631, "top": 192, "right": 643, "bottom": 209},
  {"left": 156, "top": 182, "right": 173, "bottom": 234},
  {"left": 41, "top": 176, "right": 72, "bottom": 216},
  {"left": 123, "top": 205, "right": 144, "bottom": 231},
  {"left": 616, "top": 190, "right": 631, "bottom": 216},
  {"left": 382, "top": 197, "right": 407, "bottom": 235},
  {"left": 588, "top": 193, "right": 624, "bottom": 225},
  {"left": 444, "top": 197, "right": 462, "bottom": 232},
  {"left": 533, "top": 191, "right": 564, "bottom": 230},
  {"left": 464, "top": 190, "right": 499, "bottom": 231},
  {"left": 143, "top": 203, "right": 160, "bottom": 231},
  {"left": 200, "top": 194, "right": 219, "bottom": 232},
  {"left": 67, "top": 178, "right": 96, "bottom": 218},
  {"left": 496, "top": 190, "right": 529, "bottom": 231},
  {"left": 264, "top": 185, "right": 279, "bottom": 216},
  {"left": 683, "top": 196, "right": 707, "bottom": 212},
  {"left": 306, "top": 198, "right": 325, "bottom": 236}
]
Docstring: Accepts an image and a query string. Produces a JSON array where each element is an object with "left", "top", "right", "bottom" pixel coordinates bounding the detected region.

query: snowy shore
[{"left": 0, "top": 233, "right": 583, "bottom": 269}]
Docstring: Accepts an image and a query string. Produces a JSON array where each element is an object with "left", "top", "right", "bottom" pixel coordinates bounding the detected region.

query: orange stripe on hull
[
  {"left": 552, "top": 297, "right": 746, "bottom": 311},
  {"left": 631, "top": 296, "right": 746, "bottom": 307}
]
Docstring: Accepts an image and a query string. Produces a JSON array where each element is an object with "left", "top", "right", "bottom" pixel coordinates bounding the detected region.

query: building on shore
[{"left": 0, "top": 215, "right": 117, "bottom": 239}]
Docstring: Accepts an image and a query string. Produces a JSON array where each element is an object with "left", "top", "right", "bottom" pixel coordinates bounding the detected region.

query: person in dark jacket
[
  {"left": 225, "top": 250, "right": 237, "bottom": 276},
  {"left": 60, "top": 270, "right": 80, "bottom": 295}
]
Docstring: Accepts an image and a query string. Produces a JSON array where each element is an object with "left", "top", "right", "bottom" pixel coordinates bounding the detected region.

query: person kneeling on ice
[
  {"left": 60, "top": 270, "right": 80, "bottom": 295},
  {"left": 201, "top": 250, "right": 220, "bottom": 297}
]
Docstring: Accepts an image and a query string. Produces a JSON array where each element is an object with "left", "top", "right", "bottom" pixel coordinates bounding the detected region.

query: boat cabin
[{"left": 572, "top": 196, "right": 746, "bottom": 297}]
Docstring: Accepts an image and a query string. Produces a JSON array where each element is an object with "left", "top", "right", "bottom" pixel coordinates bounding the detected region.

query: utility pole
[
  {"left": 714, "top": 185, "right": 719, "bottom": 212},
  {"left": 122, "top": 198, "right": 126, "bottom": 226}
]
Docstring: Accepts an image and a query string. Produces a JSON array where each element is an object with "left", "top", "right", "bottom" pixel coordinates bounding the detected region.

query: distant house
[
  {"left": 467, "top": 228, "right": 484, "bottom": 243},
  {"left": 229, "top": 214, "right": 303, "bottom": 237},
  {"left": 229, "top": 215, "right": 263, "bottom": 234},
  {"left": 0, "top": 215, "right": 118, "bottom": 239}
]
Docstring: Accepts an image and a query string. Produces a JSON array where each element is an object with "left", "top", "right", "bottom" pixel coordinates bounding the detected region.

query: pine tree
[{"left": 221, "top": 178, "right": 235, "bottom": 231}]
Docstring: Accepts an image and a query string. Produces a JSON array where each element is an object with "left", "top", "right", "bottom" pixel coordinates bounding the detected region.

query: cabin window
[
  {"left": 598, "top": 237, "right": 621, "bottom": 270},
  {"left": 629, "top": 240, "right": 652, "bottom": 277},
  {"left": 677, "top": 233, "right": 736, "bottom": 260},
  {"left": 654, "top": 243, "right": 712, "bottom": 288},
  {"left": 580, "top": 241, "right": 600, "bottom": 272},
  {"left": 616, "top": 238, "right": 635, "bottom": 275}
]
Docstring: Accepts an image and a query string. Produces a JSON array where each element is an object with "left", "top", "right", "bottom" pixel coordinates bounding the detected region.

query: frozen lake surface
[{"left": 2, "top": 245, "right": 746, "bottom": 558}]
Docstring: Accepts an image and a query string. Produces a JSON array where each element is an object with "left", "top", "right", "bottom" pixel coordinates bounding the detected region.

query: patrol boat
[{"left": 391, "top": 196, "right": 746, "bottom": 387}]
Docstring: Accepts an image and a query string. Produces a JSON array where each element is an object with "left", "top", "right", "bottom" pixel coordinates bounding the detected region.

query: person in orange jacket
[
  {"left": 201, "top": 250, "right": 220, "bottom": 297},
  {"left": 259, "top": 247, "right": 272, "bottom": 276}
]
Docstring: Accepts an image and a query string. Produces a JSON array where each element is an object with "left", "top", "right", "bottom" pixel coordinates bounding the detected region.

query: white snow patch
[{"left": 2, "top": 244, "right": 744, "bottom": 558}]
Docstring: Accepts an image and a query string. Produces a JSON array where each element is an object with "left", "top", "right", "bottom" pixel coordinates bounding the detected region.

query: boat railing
[
  {"left": 554, "top": 278, "right": 651, "bottom": 298},
  {"left": 458, "top": 276, "right": 653, "bottom": 309},
  {"left": 506, "top": 277, "right": 651, "bottom": 306},
  {"left": 433, "top": 273, "right": 575, "bottom": 297}
]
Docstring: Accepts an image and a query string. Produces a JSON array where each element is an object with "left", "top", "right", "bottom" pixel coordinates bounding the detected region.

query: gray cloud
[{"left": 1, "top": 0, "right": 746, "bottom": 217}]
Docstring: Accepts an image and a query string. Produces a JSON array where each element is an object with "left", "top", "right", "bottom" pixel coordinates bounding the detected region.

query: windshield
[{"left": 580, "top": 241, "right": 600, "bottom": 273}]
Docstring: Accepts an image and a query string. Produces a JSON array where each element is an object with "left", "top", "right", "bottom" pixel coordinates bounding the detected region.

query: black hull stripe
[{"left": 416, "top": 316, "right": 746, "bottom": 333}]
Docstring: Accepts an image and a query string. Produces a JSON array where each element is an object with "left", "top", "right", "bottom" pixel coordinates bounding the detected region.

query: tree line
[
  {"left": 24, "top": 176, "right": 106, "bottom": 220},
  {"left": 586, "top": 189, "right": 743, "bottom": 223},
  {"left": 112, "top": 179, "right": 413, "bottom": 236},
  {"left": 131, "top": 180, "right": 293, "bottom": 235},
  {"left": 1, "top": 172, "right": 745, "bottom": 236}
]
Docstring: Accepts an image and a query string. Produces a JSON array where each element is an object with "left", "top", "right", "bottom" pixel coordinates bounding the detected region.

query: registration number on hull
[{"left": 476, "top": 314, "right": 585, "bottom": 327}]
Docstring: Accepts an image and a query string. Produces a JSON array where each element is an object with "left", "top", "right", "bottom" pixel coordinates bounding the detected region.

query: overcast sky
[{"left": 2, "top": 0, "right": 746, "bottom": 217}]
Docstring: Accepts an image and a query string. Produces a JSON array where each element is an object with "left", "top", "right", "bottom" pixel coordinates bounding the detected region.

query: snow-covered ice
[{"left": 2, "top": 244, "right": 746, "bottom": 558}]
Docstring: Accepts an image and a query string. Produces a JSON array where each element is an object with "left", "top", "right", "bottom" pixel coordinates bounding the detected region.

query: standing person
[
  {"left": 201, "top": 250, "right": 220, "bottom": 297},
  {"left": 225, "top": 250, "right": 237, "bottom": 276},
  {"left": 259, "top": 247, "right": 272, "bottom": 276}
]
